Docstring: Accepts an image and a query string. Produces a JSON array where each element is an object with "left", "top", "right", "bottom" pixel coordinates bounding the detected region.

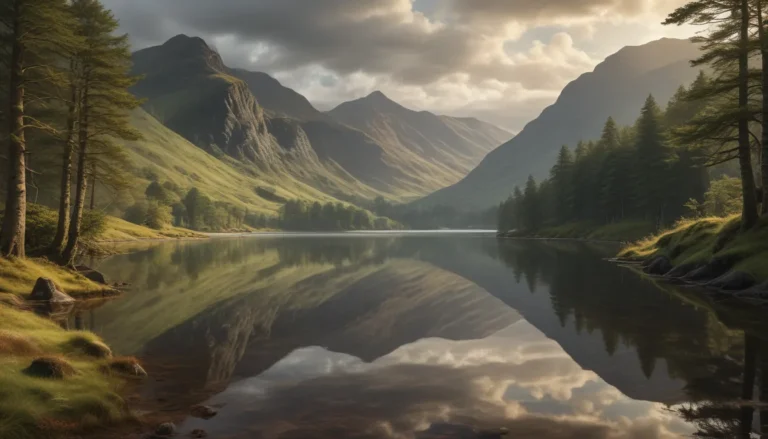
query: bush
[
  {"left": 123, "top": 202, "right": 149, "bottom": 226},
  {"left": 81, "top": 210, "right": 106, "bottom": 240},
  {"left": 25, "top": 204, "right": 59, "bottom": 250},
  {"left": 146, "top": 202, "right": 172, "bottom": 230}
]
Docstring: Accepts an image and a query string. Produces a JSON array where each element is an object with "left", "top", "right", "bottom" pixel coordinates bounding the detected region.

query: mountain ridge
[{"left": 416, "top": 38, "right": 701, "bottom": 210}]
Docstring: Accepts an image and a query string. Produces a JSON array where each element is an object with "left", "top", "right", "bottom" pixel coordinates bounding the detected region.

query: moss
[
  {"left": 619, "top": 214, "right": 768, "bottom": 283},
  {"left": 0, "top": 257, "right": 107, "bottom": 298},
  {"left": 515, "top": 220, "right": 655, "bottom": 242},
  {"left": 0, "top": 306, "right": 130, "bottom": 439}
]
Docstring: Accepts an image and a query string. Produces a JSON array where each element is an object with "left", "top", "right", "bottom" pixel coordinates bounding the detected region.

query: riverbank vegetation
[
  {"left": 499, "top": 0, "right": 768, "bottom": 286},
  {"left": 0, "top": 305, "right": 137, "bottom": 439}
]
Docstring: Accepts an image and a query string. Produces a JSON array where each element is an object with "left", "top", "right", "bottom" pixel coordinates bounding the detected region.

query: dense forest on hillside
[
  {"left": 498, "top": 73, "right": 727, "bottom": 233},
  {"left": 499, "top": 0, "right": 768, "bottom": 238}
]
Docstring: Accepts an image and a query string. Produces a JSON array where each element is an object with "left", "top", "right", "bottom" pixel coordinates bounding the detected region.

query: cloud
[
  {"left": 104, "top": 0, "right": 694, "bottom": 131},
  {"left": 181, "top": 321, "right": 694, "bottom": 439}
]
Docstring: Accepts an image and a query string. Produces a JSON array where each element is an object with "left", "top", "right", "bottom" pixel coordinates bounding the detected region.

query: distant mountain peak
[
  {"left": 366, "top": 90, "right": 389, "bottom": 100},
  {"left": 162, "top": 34, "right": 210, "bottom": 51}
]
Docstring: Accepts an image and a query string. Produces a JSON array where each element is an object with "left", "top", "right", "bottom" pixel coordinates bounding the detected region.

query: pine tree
[
  {"left": 666, "top": 0, "right": 759, "bottom": 229},
  {"left": 0, "top": 0, "right": 80, "bottom": 257},
  {"left": 634, "top": 95, "right": 672, "bottom": 225},
  {"left": 61, "top": 0, "right": 140, "bottom": 264},
  {"left": 550, "top": 145, "right": 574, "bottom": 224},
  {"left": 522, "top": 176, "right": 540, "bottom": 231}
]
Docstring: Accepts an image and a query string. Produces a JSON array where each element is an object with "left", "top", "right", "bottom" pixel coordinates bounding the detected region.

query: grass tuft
[
  {"left": 0, "top": 306, "right": 130, "bottom": 439},
  {"left": 0, "top": 257, "right": 107, "bottom": 298}
]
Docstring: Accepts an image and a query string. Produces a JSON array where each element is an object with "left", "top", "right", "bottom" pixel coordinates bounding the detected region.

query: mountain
[
  {"left": 229, "top": 69, "right": 329, "bottom": 122},
  {"left": 329, "top": 91, "right": 512, "bottom": 196},
  {"left": 417, "top": 38, "right": 702, "bottom": 210},
  {"left": 130, "top": 35, "right": 509, "bottom": 203}
]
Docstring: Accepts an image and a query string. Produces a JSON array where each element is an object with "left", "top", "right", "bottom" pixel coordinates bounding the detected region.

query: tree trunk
[
  {"left": 62, "top": 81, "right": 89, "bottom": 266},
  {"left": 89, "top": 172, "right": 96, "bottom": 210},
  {"left": 760, "top": 2, "right": 768, "bottom": 215},
  {"left": 739, "top": 0, "right": 759, "bottom": 229},
  {"left": 0, "top": 6, "right": 27, "bottom": 258},
  {"left": 51, "top": 78, "right": 78, "bottom": 254}
]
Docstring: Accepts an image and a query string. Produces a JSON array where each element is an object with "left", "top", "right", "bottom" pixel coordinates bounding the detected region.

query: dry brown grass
[{"left": 0, "top": 330, "right": 41, "bottom": 356}]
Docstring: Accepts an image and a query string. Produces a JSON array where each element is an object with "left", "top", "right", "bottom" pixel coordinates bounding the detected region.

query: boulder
[
  {"left": 683, "top": 257, "right": 733, "bottom": 282},
  {"left": 29, "top": 278, "right": 75, "bottom": 303},
  {"left": 190, "top": 405, "right": 218, "bottom": 419},
  {"left": 153, "top": 422, "right": 176, "bottom": 438},
  {"left": 24, "top": 356, "right": 76, "bottom": 379},
  {"left": 643, "top": 256, "right": 673, "bottom": 275},
  {"left": 75, "top": 265, "right": 107, "bottom": 285},
  {"left": 707, "top": 271, "right": 756, "bottom": 291}
]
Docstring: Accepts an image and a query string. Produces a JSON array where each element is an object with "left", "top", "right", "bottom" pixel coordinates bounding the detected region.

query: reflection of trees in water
[
  {"left": 494, "top": 240, "right": 768, "bottom": 438},
  {"left": 98, "top": 237, "right": 400, "bottom": 292}
]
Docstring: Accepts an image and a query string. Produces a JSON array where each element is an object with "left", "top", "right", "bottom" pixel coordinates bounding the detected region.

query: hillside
[
  {"left": 329, "top": 91, "right": 511, "bottom": 196},
  {"left": 130, "top": 35, "right": 508, "bottom": 203},
  {"left": 119, "top": 109, "right": 335, "bottom": 214},
  {"left": 417, "top": 38, "right": 701, "bottom": 210}
]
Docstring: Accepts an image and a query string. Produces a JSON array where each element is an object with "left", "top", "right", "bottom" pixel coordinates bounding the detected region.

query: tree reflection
[{"left": 493, "top": 240, "right": 768, "bottom": 438}]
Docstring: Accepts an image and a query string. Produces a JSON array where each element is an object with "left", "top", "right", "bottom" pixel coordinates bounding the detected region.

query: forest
[{"left": 499, "top": 1, "right": 768, "bottom": 239}]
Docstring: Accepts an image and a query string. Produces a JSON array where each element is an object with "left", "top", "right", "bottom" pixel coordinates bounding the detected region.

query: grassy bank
[
  {"left": 500, "top": 220, "right": 655, "bottom": 243},
  {"left": 620, "top": 215, "right": 768, "bottom": 283},
  {"left": 96, "top": 216, "right": 205, "bottom": 242},
  {"left": 0, "top": 305, "right": 138, "bottom": 439},
  {"left": 0, "top": 258, "right": 110, "bottom": 298}
]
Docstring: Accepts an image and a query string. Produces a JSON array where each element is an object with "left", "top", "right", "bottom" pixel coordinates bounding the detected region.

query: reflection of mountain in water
[
  {"left": 141, "top": 258, "right": 520, "bottom": 396},
  {"left": 90, "top": 234, "right": 768, "bottom": 436}
]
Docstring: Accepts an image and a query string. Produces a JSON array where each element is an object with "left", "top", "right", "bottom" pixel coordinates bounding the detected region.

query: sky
[{"left": 102, "top": 0, "right": 697, "bottom": 132}]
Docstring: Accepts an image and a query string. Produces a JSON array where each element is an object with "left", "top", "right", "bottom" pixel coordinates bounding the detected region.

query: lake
[{"left": 70, "top": 232, "right": 768, "bottom": 438}]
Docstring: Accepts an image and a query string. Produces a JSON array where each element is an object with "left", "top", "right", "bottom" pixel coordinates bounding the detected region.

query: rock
[
  {"left": 189, "top": 429, "right": 207, "bottom": 438},
  {"left": 190, "top": 405, "right": 218, "bottom": 419},
  {"left": 75, "top": 265, "right": 107, "bottom": 285},
  {"left": 644, "top": 256, "right": 673, "bottom": 275},
  {"left": 683, "top": 257, "right": 734, "bottom": 282},
  {"left": 108, "top": 357, "right": 148, "bottom": 377},
  {"left": 664, "top": 263, "right": 702, "bottom": 279},
  {"left": 29, "top": 278, "right": 75, "bottom": 303},
  {"left": 154, "top": 422, "right": 176, "bottom": 437},
  {"left": 707, "top": 271, "right": 756, "bottom": 291},
  {"left": 477, "top": 428, "right": 509, "bottom": 438},
  {"left": 24, "top": 356, "right": 76, "bottom": 379}
]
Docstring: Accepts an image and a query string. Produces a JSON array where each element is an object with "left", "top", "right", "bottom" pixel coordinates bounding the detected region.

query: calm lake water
[{"left": 70, "top": 233, "right": 768, "bottom": 438}]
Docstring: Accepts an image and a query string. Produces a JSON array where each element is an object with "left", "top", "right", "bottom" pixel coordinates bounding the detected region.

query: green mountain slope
[
  {"left": 417, "top": 38, "right": 701, "bottom": 210},
  {"left": 122, "top": 108, "right": 335, "bottom": 213}
]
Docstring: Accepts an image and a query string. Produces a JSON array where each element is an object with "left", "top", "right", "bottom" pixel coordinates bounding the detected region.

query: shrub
[
  {"left": 123, "top": 202, "right": 149, "bottom": 226},
  {"left": 81, "top": 210, "right": 107, "bottom": 240},
  {"left": 25, "top": 204, "right": 59, "bottom": 250},
  {"left": 146, "top": 202, "right": 172, "bottom": 230}
]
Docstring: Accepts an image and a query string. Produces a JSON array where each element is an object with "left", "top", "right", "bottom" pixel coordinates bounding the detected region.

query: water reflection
[{"left": 78, "top": 235, "right": 768, "bottom": 438}]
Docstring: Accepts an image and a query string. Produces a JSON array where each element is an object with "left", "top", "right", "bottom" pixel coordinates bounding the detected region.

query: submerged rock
[
  {"left": 153, "top": 422, "right": 176, "bottom": 438},
  {"left": 189, "top": 429, "right": 208, "bottom": 438},
  {"left": 190, "top": 405, "right": 218, "bottom": 419},
  {"left": 24, "top": 356, "right": 76, "bottom": 379},
  {"left": 644, "top": 256, "right": 673, "bottom": 275},
  {"left": 29, "top": 278, "right": 75, "bottom": 303},
  {"left": 75, "top": 265, "right": 107, "bottom": 285},
  {"left": 708, "top": 271, "right": 756, "bottom": 291}
]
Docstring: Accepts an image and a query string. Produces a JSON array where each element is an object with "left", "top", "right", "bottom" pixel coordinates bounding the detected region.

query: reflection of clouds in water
[{"left": 184, "top": 321, "right": 693, "bottom": 439}]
